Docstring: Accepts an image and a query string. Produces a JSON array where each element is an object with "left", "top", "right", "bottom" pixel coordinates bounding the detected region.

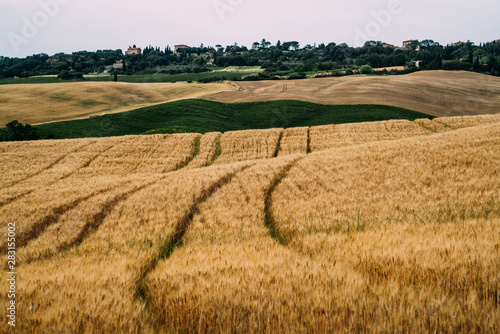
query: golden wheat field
[
  {"left": 208, "top": 70, "right": 500, "bottom": 117},
  {"left": 0, "top": 81, "right": 236, "bottom": 125},
  {"left": 0, "top": 114, "right": 499, "bottom": 333}
]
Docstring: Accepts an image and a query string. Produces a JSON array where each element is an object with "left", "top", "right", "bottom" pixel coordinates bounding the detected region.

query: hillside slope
[
  {"left": 30, "top": 100, "right": 430, "bottom": 139},
  {"left": 208, "top": 71, "right": 500, "bottom": 117},
  {"left": 1, "top": 71, "right": 498, "bottom": 128},
  {"left": 0, "top": 81, "right": 236, "bottom": 125},
  {"left": 0, "top": 114, "right": 499, "bottom": 333}
]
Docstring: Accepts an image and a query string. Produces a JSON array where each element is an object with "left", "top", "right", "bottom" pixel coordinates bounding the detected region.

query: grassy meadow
[
  {"left": 0, "top": 113, "right": 499, "bottom": 332},
  {"left": 0, "top": 71, "right": 252, "bottom": 86}
]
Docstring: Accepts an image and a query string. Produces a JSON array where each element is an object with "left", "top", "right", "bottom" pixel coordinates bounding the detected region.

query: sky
[{"left": 1, "top": 0, "right": 499, "bottom": 57}]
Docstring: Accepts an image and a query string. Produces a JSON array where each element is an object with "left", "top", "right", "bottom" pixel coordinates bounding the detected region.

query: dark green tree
[
  {"left": 260, "top": 39, "right": 271, "bottom": 49},
  {"left": 473, "top": 56, "right": 480, "bottom": 71},
  {"left": 487, "top": 55, "right": 498, "bottom": 74},
  {"left": 57, "top": 69, "right": 72, "bottom": 80},
  {"left": 5, "top": 120, "right": 39, "bottom": 141}
]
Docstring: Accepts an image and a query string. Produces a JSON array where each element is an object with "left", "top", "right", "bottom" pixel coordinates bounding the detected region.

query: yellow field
[
  {"left": 0, "top": 81, "right": 236, "bottom": 125},
  {"left": 186, "top": 132, "right": 222, "bottom": 169},
  {"left": 214, "top": 128, "right": 282, "bottom": 164},
  {"left": 0, "top": 114, "right": 499, "bottom": 333},
  {"left": 309, "top": 119, "right": 430, "bottom": 151},
  {"left": 277, "top": 127, "right": 309, "bottom": 156},
  {"left": 434, "top": 113, "right": 500, "bottom": 129},
  {"left": 208, "top": 70, "right": 500, "bottom": 117}
]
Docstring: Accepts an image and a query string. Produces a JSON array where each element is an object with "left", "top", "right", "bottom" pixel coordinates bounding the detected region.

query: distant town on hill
[{"left": 1, "top": 39, "right": 499, "bottom": 81}]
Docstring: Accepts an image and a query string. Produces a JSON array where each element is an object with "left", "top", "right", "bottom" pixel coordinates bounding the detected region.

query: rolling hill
[
  {"left": 0, "top": 113, "right": 499, "bottom": 332},
  {"left": 0, "top": 81, "right": 236, "bottom": 126},
  {"left": 207, "top": 71, "right": 500, "bottom": 117},
  {"left": 1, "top": 71, "right": 499, "bottom": 129},
  {"left": 29, "top": 99, "right": 431, "bottom": 139}
]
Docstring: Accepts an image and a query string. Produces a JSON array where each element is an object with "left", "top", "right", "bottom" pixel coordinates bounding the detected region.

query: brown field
[
  {"left": 0, "top": 113, "right": 499, "bottom": 333},
  {"left": 208, "top": 70, "right": 500, "bottom": 117},
  {"left": 0, "top": 81, "right": 236, "bottom": 125}
]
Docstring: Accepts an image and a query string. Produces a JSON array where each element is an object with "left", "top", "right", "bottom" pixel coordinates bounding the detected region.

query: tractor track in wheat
[
  {"left": 5, "top": 140, "right": 96, "bottom": 189},
  {"left": 0, "top": 184, "right": 123, "bottom": 254},
  {"left": 13, "top": 136, "right": 205, "bottom": 261},
  {"left": 134, "top": 163, "right": 254, "bottom": 329}
]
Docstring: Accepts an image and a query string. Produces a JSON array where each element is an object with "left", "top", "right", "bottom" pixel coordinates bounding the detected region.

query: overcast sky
[{"left": 1, "top": 0, "right": 499, "bottom": 57}]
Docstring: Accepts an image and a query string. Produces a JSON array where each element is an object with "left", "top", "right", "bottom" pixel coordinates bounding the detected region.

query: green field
[
  {"left": 0, "top": 77, "right": 61, "bottom": 85},
  {"left": 0, "top": 71, "right": 252, "bottom": 85},
  {"left": 26, "top": 99, "right": 432, "bottom": 139},
  {"left": 87, "top": 71, "right": 250, "bottom": 83}
]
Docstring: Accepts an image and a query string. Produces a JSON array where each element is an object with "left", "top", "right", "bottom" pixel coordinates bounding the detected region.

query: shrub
[
  {"left": 198, "top": 76, "right": 225, "bottom": 83},
  {"left": 57, "top": 69, "right": 83, "bottom": 80},
  {"left": 145, "top": 128, "right": 188, "bottom": 134},
  {"left": 289, "top": 72, "right": 307, "bottom": 80},
  {"left": 359, "top": 65, "right": 373, "bottom": 74}
]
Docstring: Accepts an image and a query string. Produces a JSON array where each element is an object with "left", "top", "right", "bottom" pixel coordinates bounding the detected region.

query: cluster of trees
[
  {"left": 0, "top": 121, "right": 39, "bottom": 141},
  {"left": 1, "top": 39, "right": 499, "bottom": 80}
]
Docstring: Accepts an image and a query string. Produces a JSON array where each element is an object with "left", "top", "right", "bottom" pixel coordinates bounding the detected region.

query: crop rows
[
  {"left": 309, "top": 119, "right": 431, "bottom": 152},
  {"left": 434, "top": 113, "right": 500, "bottom": 129},
  {"left": 0, "top": 114, "right": 499, "bottom": 332},
  {"left": 213, "top": 128, "right": 283, "bottom": 164}
]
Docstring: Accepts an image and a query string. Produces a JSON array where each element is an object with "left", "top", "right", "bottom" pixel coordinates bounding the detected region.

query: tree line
[{"left": 1, "top": 39, "right": 499, "bottom": 80}]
